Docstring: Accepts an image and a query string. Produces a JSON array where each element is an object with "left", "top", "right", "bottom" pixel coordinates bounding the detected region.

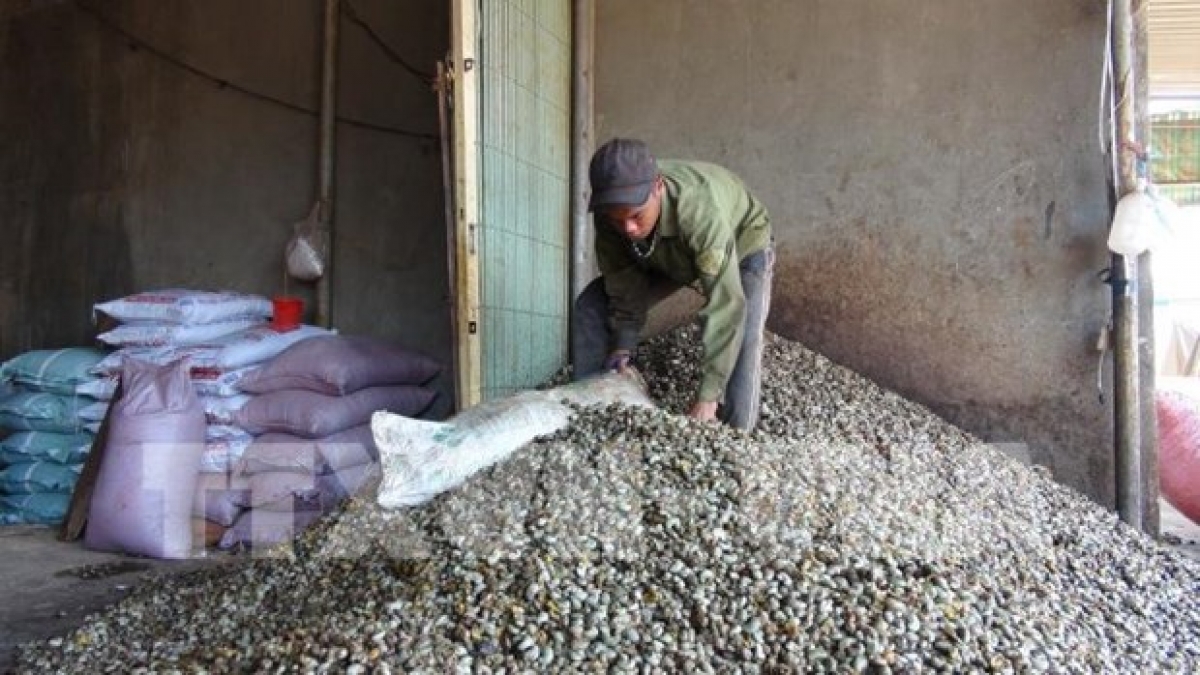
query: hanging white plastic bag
[
  {"left": 286, "top": 203, "right": 328, "bottom": 281},
  {"left": 1108, "top": 191, "right": 1155, "bottom": 256},
  {"left": 1107, "top": 188, "right": 1176, "bottom": 257}
]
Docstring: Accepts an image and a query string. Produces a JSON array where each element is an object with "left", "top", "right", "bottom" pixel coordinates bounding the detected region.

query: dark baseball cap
[{"left": 588, "top": 138, "right": 658, "bottom": 211}]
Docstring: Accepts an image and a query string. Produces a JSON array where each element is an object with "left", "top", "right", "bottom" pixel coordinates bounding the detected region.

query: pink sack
[
  {"left": 218, "top": 508, "right": 324, "bottom": 550},
  {"left": 1157, "top": 379, "right": 1200, "bottom": 525},
  {"left": 245, "top": 463, "right": 379, "bottom": 512},
  {"left": 236, "top": 425, "right": 377, "bottom": 475},
  {"left": 85, "top": 359, "right": 206, "bottom": 559},
  {"left": 233, "top": 385, "right": 436, "bottom": 438},
  {"left": 236, "top": 335, "right": 441, "bottom": 396},
  {"left": 191, "top": 471, "right": 251, "bottom": 527},
  {"left": 242, "top": 471, "right": 322, "bottom": 510}
]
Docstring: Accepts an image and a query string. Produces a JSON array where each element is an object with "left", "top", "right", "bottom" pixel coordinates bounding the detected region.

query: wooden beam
[
  {"left": 59, "top": 379, "right": 123, "bottom": 542},
  {"left": 451, "top": 0, "right": 482, "bottom": 409}
]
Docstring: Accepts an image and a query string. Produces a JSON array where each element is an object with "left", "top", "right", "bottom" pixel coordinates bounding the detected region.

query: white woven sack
[
  {"left": 373, "top": 370, "right": 655, "bottom": 508},
  {"left": 97, "top": 318, "right": 263, "bottom": 348},
  {"left": 94, "top": 289, "right": 272, "bottom": 325},
  {"left": 76, "top": 377, "right": 118, "bottom": 400},
  {"left": 201, "top": 394, "right": 251, "bottom": 425},
  {"left": 199, "top": 433, "right": 254, "bottom": 474},
  {"left": 191, "top": 365, "right": 262, "bottom": 397},
  {"left": 89, "top": 326, "right": 332, "bottom": 376}
]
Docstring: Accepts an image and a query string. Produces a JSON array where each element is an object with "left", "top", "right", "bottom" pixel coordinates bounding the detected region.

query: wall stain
[{"left": 769, "top": 233, "right": 1111, "bottom": 503}]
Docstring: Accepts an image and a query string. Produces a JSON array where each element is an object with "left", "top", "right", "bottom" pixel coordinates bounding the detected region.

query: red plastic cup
[{"left": 271, "top": 296, "right": 304, "bottom": 332}]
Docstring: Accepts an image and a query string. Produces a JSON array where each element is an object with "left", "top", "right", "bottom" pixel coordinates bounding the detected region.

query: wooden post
[
  {"left": 570, "top": 0, "right": 595, "bottom": 312},
  {"left": 59, "top": 380, "right": 123, "bottom": 542},
  {"left": 436, "top": 61, "right": 462, "bottom": 409},
  {"left": 1110, "top": 0, "right": 1153, "bottom": 533},
  {"left": 315, "top": 0, "right": 340, "bottom": 328},
  {"left": 451, "top": 0, "right": 482, "bottom": 409},
  {"left": 1132, "top": 0, "right": 1159, "bottom": 539}
]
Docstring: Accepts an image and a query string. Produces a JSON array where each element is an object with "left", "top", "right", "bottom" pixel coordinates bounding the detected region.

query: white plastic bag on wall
[{"left": 285, "top": 204, "right": 329, "bottom": 282}]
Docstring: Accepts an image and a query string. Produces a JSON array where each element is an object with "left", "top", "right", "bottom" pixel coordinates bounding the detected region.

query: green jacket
[{"left": 594, "top": 159, "right": 772, "bottom": 402}]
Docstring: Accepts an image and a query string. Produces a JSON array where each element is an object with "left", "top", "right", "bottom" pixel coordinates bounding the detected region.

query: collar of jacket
[{"left": 655, "top": 180, "right": 680, "bottom": 238}]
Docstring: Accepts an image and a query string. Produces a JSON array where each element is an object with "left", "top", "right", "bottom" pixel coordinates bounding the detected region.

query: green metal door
[{"left": 478, "top": 0, "right": 572, "bottom": 400}]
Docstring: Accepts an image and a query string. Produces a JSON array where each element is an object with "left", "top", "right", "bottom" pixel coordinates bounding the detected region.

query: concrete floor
[
  {"left": 0, "top": 525, "right": 236, "bottom": 673},
  {"left": 1159, "top": 498, "right": 1200, "bottom": 562},
  {"left": 2, "top": 503, "right": 1199, "bottom": 672}
]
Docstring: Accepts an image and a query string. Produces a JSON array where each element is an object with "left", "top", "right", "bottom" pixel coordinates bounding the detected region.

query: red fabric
[{"left": 1157, "top": 381, "right": 1200, "bottom": 525}]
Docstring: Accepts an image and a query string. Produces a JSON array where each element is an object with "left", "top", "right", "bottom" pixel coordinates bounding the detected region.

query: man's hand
[
  {"left": 689, "top": 400, "right": 718, "bottom": 423},
  {"left": 603, "top": 350, "right": 632, "bottom": 373}
]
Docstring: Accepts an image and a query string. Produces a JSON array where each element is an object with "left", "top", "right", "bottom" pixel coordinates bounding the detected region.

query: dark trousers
[{"left": 571, "top": 246, "right": 775, "bottom": 430}]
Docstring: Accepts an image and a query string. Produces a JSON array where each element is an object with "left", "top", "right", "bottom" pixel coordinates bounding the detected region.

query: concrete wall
[
  {"left": 0, "top": 0, "right": 453, "bottom": 413},
  {"left": 596, "top": 0, "right": 1117, "bottom": 503}
]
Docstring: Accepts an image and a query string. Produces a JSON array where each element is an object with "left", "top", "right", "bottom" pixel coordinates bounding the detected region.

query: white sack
[
  {"left": 201, "top": 394, "right": 251, "bottom": 425},
  {"left": 75, "top": 377, "right": 118, "bottom": 400},
  {"left": 94, "top": 289, "right": 272, "bottom": 325},
  {"left": 199, "top": 432, "right": 254, "bottom": 474},
  {"left": 85, "top": 365, "right": 266, "bottom": 400},
  {"left": 90, "top": 326, "right": 332, "bottom": 375},
  {"left": 97, "top": 318, "right": 263, "bottom": 348},
  {"left": 373, "top": 370, "right": 654, "bottom": 508}
]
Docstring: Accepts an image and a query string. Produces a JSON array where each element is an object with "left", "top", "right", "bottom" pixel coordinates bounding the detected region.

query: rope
[
  {"left": 342, "top": 0, "right": 435, "bottom": 86},
  {"left": 73, "top": 0, "right": 438, "bottom": 141}
]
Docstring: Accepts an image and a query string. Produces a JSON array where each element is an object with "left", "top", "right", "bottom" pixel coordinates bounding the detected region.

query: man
[{"left": 572, "top": 138, "right": 774, "bottom": 430}]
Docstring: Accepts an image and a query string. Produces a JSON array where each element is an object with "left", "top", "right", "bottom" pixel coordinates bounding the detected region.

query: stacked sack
[
  {"left": 200, "top": 336, "right": 441, "bottom": 549},
  {"left": 86, "top": 290, "right": 333, "bottom": 479},
  {"left": 0, "top": 347, "right": 109, "bottom": 525},
  {"left": 85, "top": 358, "right": 206, "bottom": 559}
]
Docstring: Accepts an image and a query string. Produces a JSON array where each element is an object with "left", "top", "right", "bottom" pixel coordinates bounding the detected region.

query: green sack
[
  {"left": 0, "top": 492, "right": 71, "bottom": 525},
  {"left": 0, "top": 347, "right": 108, "bottom": 395},
  {"left": 0, "top": 461, "right": 81, "bottom": 494},
  {"left": 0, "top": 431, "right": 93, "bottom": 466},
  {"left": 0, "top": 390, "right": 91, "bottom": 433}
]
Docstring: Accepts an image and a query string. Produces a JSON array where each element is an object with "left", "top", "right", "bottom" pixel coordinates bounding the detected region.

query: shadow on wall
[
  {"left": 0, "top": 3, "right": 137, "bottom": 356},
  {"left": 0, "top": 191, "right": 135, "bottom": 357}
]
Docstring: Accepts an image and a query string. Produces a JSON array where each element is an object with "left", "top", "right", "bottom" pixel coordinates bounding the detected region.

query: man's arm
[
  {"left": 692, "top": 237, "right": 747, "bottom": 407},
  {"left": 674, "top": 186, "right": 746, "bottom": 410}
]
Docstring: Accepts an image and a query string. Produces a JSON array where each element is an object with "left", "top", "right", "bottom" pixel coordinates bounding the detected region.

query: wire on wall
[
  {"left": 72, "top": 0, "right": 439, "bottom": 141},
  {"left": 342, "top": 0, "right": 435, "bottom": 86}
]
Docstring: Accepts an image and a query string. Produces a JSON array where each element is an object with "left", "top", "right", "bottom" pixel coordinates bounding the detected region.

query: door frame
[{"left": 450, "top": 0, "right": 482, "bottom": 409}]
